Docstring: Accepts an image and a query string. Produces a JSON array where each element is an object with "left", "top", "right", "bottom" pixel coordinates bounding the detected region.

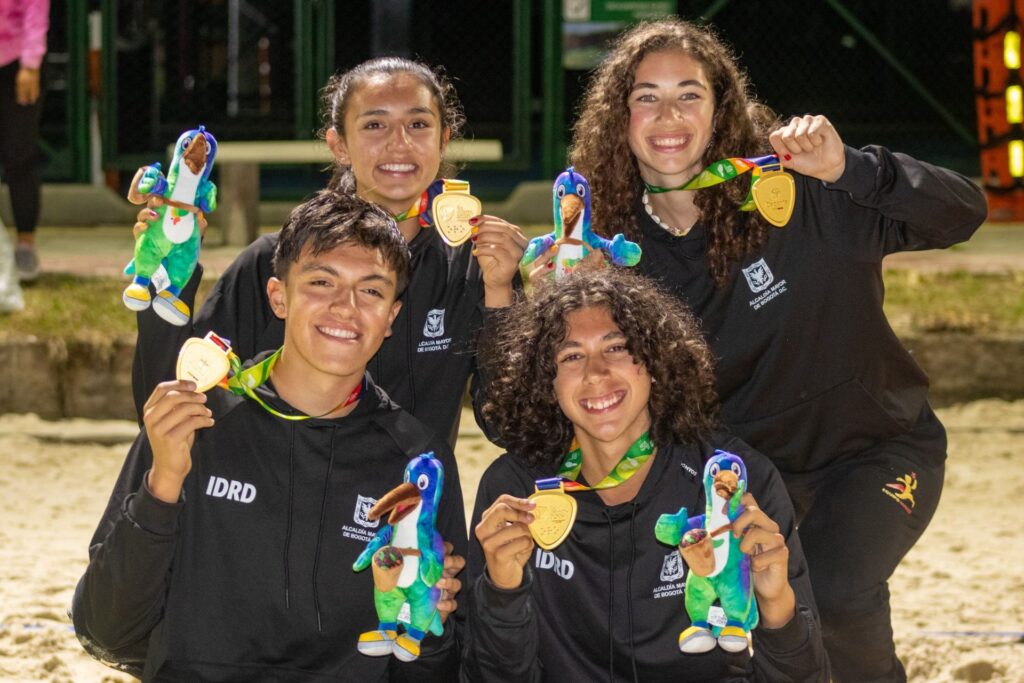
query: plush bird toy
[
  {"left": 655, "top": 450, "right": 759, "bottom": 654},
  {"left": 122, "top": 126, "right": 218, "bottom": 326},
  {"left": 353, "top": 453, "right": 446, "bottom": 662},
  {"left": 520, "top": 166, "right": 641, "bottom": 279}
]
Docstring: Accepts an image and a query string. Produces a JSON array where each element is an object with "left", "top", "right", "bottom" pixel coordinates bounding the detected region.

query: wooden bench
[{"left": 188, "top": 139, "right": 503, "bottom": 245}]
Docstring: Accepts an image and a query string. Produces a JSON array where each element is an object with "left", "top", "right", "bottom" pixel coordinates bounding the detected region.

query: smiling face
[
  {"left": 627, "top": 49, "right": 715, "bottom": 188},
  {"left": 553, "top": 306, "right": 652, "bottom": 453},
  {"left": 327, "top": 72, "right": 449, "bottom": 216},
  {"left": 267, "top": 243, "right": 402, "bottom": 387}
]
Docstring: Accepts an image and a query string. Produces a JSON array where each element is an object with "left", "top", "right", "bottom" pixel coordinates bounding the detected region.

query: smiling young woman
[
  {"left": 569, "top": 17, "right": 988, "bottom": 682},
  {"left": 131, "top": 56, "right": 526, "bottom": 448}
]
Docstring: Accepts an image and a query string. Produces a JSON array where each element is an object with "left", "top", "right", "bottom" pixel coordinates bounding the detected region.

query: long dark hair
[
  {"left": 480, "top": 268, "right": 719, "bottom": 468},
  {"left": 319, "top": 57, "right": 466, "bottom": 193},
  {"left": 570, "top": 18, "right": 779, "bottom": 284}
]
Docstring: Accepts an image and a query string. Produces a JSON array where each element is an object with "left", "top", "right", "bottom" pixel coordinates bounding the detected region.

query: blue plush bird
[
  {"left": 520, "top": 167, "right": 641, "bottom": 279},
  {"left": 353, "top": 453, "right": 446, "bottom": 662},
  {"left": 655, "top": 450, "right": 759, "bottom": 654}
]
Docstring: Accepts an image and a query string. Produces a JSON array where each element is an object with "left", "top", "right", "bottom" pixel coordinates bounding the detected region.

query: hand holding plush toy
[
  {"left": 519, "top": 167, "right": 641, "bottom": 281},
  {"left": 353, "top": 453, "right": 446, "bottom": 662},
  {"left": 655, "top": 451, "right": 759, "bottom": 654},
  {"left": 122, "top": 126, "right": 217, "bottom": 326}
]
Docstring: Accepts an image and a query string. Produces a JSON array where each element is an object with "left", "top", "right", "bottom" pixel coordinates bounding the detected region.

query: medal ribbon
[
  {"left": 644, "top": 154, "right": 782, "bottom": 211},
  {"left": 393, "top": 178, "right": 470, "bottom": 225},
  {"left": 215, "top": 345, "right": 363, "bottom": 421},
  {"left": 534, "top": 431, "right": 656, "bottom": 494}
]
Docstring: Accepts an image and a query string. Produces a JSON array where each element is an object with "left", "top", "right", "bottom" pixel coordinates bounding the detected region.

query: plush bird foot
[
  {"left": 122, "top": 283, "right": 152, "bottom": 311},
  {"left": 392, "top": 633, "right": 422, "bottom": 662},
  {"left": 356, "top": 629, "right": 397, "bottom": 657},
  {"left": 678, "top": 625, "right": 717, "bottom": 654},
  {"left": 717, "top": 625, "right": 750, "bottom": 653},
  {"left": 152, "top": 290, "right": 190, "bottom": 326}
]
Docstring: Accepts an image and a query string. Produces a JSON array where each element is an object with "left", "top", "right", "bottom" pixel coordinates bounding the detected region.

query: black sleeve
[
  {"left": 720, "top": 438, "right": 830, "bottom": 682},
  {"left": 70, "top": 434, "right": 182, "bottom": 673},
  {"left": 469, "top": 304, "right": 515, "bottom": 446},
  {"left": 814, "top": 145, "right": 987, "bottom": 260},
  {"left": 130, "top": 265, "right": 203, "bottom": 424},
  {"left": 460, "top": 458, "right": 542, "bottom": 682},
  {"left": 130, "top": 234, "right": 282, "bottom": 424}
]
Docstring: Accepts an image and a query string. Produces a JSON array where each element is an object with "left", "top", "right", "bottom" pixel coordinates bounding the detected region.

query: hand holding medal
[
  {"left": 768, "top": 114, "right": 846, "bottom": 185},
  {"left": 474, "top": 494, "right": 537, "bottom": 590}
]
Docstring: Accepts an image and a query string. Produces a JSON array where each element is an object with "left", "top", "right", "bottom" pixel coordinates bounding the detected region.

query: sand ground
[{"left": 1, "top": 403, "right": 1021, "bottom": 682}]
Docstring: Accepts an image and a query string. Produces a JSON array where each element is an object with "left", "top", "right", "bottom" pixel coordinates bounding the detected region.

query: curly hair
[
  {"left": 318, "top": 57, "right": 466, "bottom": 193},
  {"left": 570, "top": 18, "right": 779, "bottom": 284},
  {"left": 480, "top": 267, "right": 719, "bottom": 469}
]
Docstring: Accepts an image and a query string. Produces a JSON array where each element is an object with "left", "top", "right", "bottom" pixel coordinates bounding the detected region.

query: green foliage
[
  {"left": 882, "top": 270, "right": 1024, "bottom": 335},
  {"left": 0, "top": 274, "right": 214, "bottom": 342},
  {"left": 1, "top": 270, "right": 1021, "bottom": 343}
]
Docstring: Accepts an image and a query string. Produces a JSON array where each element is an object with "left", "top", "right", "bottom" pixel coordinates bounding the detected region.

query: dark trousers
[
  {"left": 787, "top": 407, "right": 946, "bottom": 683},
  {"left": 0, "top": 61, "right": 42, "bottom": 236}
]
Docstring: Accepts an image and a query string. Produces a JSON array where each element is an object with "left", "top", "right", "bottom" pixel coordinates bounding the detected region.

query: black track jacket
[
  {"left": 73, "top": 371, "right": 467, "bottom": 681},
  {"left": 636, "top": 146, "right": 987, "bottom": 477},
  {"left": 132, "top": 226, "right": 485, "bottom": 446},
  {"left": 463, "top": 434, "right": 829, "bottom": 682}
]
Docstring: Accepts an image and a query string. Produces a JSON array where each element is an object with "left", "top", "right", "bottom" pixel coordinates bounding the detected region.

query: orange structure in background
[{"left": 974, "top": 0, "right": 1024, "bottom": 220}]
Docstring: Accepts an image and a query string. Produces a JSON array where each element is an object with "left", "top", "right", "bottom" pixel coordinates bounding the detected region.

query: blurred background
[{"left": 20, "top": 0, "right": 980, "bottom": 207}]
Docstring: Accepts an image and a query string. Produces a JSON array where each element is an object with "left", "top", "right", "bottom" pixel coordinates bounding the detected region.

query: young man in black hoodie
[{"left": 72, "top": 191, "right": 467, "bottom": 682}]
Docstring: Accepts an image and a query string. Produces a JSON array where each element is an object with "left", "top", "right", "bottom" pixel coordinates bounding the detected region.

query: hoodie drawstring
[
  {"left": 311, "top": 427, "right": 338, "bottom": 632},
  {"left": 604, "top": 510, "right": 615, "bottom": 683},
  {"left": 283, "top": 422, "right": 296, "bottom": 609},
  {"left": 626, "top": 502, "right": 640, "bottom": 683}
]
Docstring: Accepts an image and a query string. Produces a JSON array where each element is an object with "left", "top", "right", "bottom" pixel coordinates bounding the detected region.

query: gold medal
[
  {"left": 431, "top": 180, "right": 481, "bottom": 247},
  {"left": 751, "top": 169, "right": 795, "bottom": 227},
  {"left": 528, "top": 483, "right": 577, "bottom": 550},
  {"left": 176, "top": 332, "right": 232, "bottom": 392}
]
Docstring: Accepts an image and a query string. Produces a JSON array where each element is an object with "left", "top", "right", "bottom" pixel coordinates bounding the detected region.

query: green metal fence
[{"left": 26, "top": 1, "right": 980, "bottom": 194}]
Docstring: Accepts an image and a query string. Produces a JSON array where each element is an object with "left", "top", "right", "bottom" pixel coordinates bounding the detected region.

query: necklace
[{"left": 642, "top": 189, "right": 692, "bottom": 237}]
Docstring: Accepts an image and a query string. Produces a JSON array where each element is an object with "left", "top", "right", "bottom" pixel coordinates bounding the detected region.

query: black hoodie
[
  {"left": 635, "top": 146, "right": 987, "bottom": 478},
  {"left": 73, "top": 371, "right": 467, "bottom": 682},
  {"left": 462, "top": 434, "right": 829, "bottom": 683},
  {"left": 132, "top": 225, "right": 485, "bottom": 446}
]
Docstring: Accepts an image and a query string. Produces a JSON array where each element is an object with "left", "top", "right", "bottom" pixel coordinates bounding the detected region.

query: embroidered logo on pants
[{"left": 882, "top": 472, "right": 917, "bottom": 514}]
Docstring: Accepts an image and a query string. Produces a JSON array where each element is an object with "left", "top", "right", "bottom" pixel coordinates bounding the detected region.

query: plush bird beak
[
  {"left": 183, "top": 134, "right": 209, "bottom": 175},
  {"left": 713, "top": 470, "right": 739, "bottom": 499},
  {"left": 560, "top": 194, "right": 583, "bottom": 230},
  {"left": 368, "top": 482, "right": 421, "bottom": 525}
]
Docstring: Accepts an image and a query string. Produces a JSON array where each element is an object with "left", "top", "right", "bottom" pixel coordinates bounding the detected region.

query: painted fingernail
[
  {"left": 784, "top": 154, "right": 792, "bottom": 161},
  {"left": 468, "top": 216, "right": 480, "bottom": 225},
  {"left": 471, "top": 235, "right": 477, "bottom": 242},
  {"left": 547, "top": 262, "right": 554, "bottom": 269},
  {"left": 471, "top": 226, "right": 479, "bottom": 234}
]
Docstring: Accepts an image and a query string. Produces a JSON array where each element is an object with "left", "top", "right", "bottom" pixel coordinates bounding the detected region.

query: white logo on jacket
[
  {"left": 205, "top": 476, "right": 257, "bottom": 503},
  {"left": 742, "top": 258, "right": 774, "bottom": 293},
  {"left": 423, "top": 309, "right": 445, "bottom": 338},
  {"left": 354, "top": 495, "right": 379, "bottom": 528},
  {"left": 534, "top": 549, "right": 574, "bottom": 580},
  {"left": 660, "top": 551, "right": 686, "bottom": 582}
]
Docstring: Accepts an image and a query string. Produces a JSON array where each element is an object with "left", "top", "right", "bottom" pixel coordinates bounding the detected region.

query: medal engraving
[
  {"left": 432, "top": 191, "right": 481, "bottom": 246},
  {"left": 751, "top": 170, "right": 795, "bottom": 227},
  {"left": 176, "top": 333, "right": 231, "bottom": 392},
  {"left": 528, "top": 486, "right": 578, "bottom": 550}
]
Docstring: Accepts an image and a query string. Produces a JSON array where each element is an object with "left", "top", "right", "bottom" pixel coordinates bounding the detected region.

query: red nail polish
[
  {"left": 471, "top": 235, "right": 477, "bottom": 242},
  {"left": 784, "top": 154, "right": 792, "bottom": 161},
  {"left": 468, "top": 216, "right": 480, "bottom": 225},
  {"left": 547, "top": 262, "right": 554, "bottom": 269}
]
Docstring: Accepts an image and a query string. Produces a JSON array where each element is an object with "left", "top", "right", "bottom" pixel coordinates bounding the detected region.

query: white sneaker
[{"left": 15, "top": 244, "right": 39, "bottom": 281}]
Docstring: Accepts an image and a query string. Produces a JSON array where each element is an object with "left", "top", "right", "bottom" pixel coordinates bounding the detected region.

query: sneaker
[{"left": 15, "top": 244, "right": 39, "bottom": 281}]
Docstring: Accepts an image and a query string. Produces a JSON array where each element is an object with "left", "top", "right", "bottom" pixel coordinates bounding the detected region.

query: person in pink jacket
[{"left": 0, "top": 0, "right": 49, "bottom": 281}]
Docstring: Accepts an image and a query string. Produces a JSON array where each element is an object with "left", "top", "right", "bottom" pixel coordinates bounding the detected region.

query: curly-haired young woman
[
  {"left": 462, "top": 268, "right": 828, "bottom": 682},
  {"left": 568, "top": 17, "right": 988, "bottom": 682}
]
